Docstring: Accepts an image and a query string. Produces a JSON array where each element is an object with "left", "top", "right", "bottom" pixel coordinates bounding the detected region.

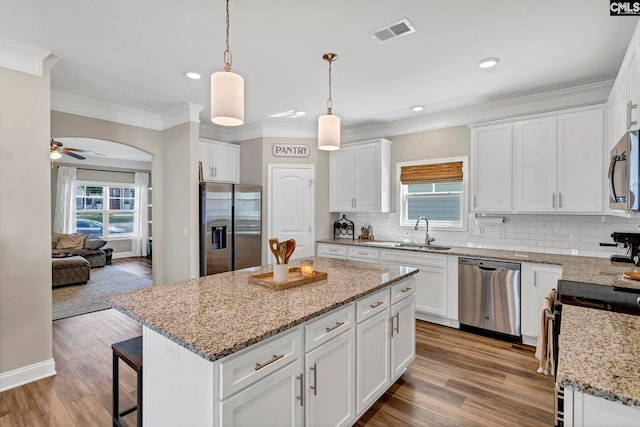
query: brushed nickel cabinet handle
[
  {"left": 370, "top": 301, "right": 384, "bottom": 309},
  {"left": 310, "top": 363, "right": 318, "bottom": 396},
  {"left": 255, "top": 353, "right": 284, "bottom": 371},
  {"left": 401, "top": 287, "right": 412, "bottom": 293},
  {"left": 552, "top": 193, "right": 556, "bottom": 208},
  {"left": 559, "top": 192, "right": 562, "bottom": 208},
  {"left": 390, "top": 317, "right": 394, "bottom": 338},
  {"left": 474, "top": 194, "right": 477, "bottom": 208},
  {"left": 394, "top": 312, "right": 400, "bottom": 334},
  {"left": 296, "top": 373, "right": 304, "bottom": 406},
  {"left": 325, "top": 321, "right": 345, "bottom": 333}
]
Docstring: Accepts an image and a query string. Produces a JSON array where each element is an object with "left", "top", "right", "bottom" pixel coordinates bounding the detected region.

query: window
[
  {"left": 75, "top": 183, "right": 136, "bottom": 237},
  {"left": 398, "top": 157, "right": 468, "bottom": 230}
]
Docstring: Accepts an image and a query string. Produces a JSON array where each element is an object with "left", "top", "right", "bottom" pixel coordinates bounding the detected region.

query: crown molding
[
  {"left": 51, "top": 90, "right": 202, "bottom": 131},
  {"left": 341, "top": 80, "right": 614, "bottom": 141},
  {"left": 0, "top": 36, "right": 50, "bottom": 77}
]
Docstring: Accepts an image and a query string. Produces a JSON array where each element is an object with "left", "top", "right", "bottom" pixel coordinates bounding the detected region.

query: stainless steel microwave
[{"left": 609, "top": 130, "right": 640, "bottom": 210}]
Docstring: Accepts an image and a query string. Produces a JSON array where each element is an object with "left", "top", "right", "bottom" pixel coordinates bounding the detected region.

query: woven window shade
[{"left": 400, "top": 161, "right": 463, "bottom": 184}]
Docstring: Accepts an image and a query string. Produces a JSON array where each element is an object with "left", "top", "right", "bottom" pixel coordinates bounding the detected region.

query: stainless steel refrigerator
[{"left": 199, "top": 183, "right": 262, "bottom": 276}]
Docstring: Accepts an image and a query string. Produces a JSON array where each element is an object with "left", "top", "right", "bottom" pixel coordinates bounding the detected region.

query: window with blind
[
  {"left": 398, "top": 157, "right": 467, "bottom": 229},
  {"left": 75, "top": 182, "right": 136, "bottom": 237}
]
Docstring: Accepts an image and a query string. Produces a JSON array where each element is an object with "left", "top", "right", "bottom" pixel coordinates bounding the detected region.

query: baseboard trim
[{"left": 0, "top": 358, "right": 56, "bottom": 392}]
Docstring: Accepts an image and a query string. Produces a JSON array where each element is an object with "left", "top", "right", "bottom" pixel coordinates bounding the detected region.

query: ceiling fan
[{"left": 50, "top": 139, "right": 95, "bottom": 161}]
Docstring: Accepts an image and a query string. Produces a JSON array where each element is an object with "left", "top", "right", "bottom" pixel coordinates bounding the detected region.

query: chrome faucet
[{"left": 414, "top": 216, "right": 435, "bottom": 246}]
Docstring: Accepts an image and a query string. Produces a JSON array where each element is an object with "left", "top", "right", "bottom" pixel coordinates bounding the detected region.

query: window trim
[
  {"left": 396, "top": 156, "right": 468, "bottom": 231},
  {"left": 75, "top": 180, "right": 137, "bottom": 238}
]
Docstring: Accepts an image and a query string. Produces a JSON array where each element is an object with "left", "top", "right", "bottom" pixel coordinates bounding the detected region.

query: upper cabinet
[
  {"left": 329, "top": 139, "right": 391, "bottom": 213},
  {"left": 470, "top": 123, "right": 513, "bottom": 213},
  {"left": 513, "top": 109, "right": 604, "bottom": 213},
  {"left": 199, "top": 139, "right": 240, "bottom": 184}
]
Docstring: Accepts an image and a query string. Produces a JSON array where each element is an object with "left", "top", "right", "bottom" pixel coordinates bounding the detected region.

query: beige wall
[
  {"left": 239, "top": 138, "right": 263, "bottom": 186},
  {"left": 0, "top": 64, "right": 53, "bottom": 377},
  {"left": 387, "top": 126, "right": 471, "bottom": 210}
]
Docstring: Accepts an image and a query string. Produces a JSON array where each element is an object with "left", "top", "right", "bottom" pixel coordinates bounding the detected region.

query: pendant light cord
[
  {"left": 224, "top": 0, "right": 232, "bottom": 71},
  {"left": 327, "top": 58, "right": 333, "bottom": 114}
]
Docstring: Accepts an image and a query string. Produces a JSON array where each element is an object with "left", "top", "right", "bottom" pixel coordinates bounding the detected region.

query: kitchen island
[{"left": 106, "top": 257, "right": 418, "bottom": 427}]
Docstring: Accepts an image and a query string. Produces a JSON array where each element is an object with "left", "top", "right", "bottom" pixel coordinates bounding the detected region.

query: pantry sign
[{"left": 272, "top": 144, "right": 310, "bottom": 158}]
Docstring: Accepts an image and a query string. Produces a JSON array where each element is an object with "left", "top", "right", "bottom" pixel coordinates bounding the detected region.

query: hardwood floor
[
  {"left": 1, "top": 257, "right": 555, "bottom": 426},
  {"left": 110, "top": 256, "right": 152, "bottom": 278}
]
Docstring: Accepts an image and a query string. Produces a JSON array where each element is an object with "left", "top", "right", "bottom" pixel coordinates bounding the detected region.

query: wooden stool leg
[
  {"left": 137, "top": 367, "right": 143, "bottom": 427},
  {"left": 113, "top": 352, "right": 120, "bottom": 427}
]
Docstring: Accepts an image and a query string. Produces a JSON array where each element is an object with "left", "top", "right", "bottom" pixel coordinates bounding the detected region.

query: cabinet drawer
[
  {"left": 381, "top": 250, "right": 447, "bottom": 268},
  {"left": 318, "top": 243, "right": 347, "bottom": 259},
  {"left": 356, "top": 288, "right": 390, "bottom": 323},
  {"left": 391, "top": 278, "right": 415, "bottom": 304},
  {"left": 348, "top": 247, "right": 380, "bottom": 262},
  {"left": 219, "top": 327, "right": 303, "bottom": 399},
  {"left": 305, "top": 303, "right": 355, "bottom": 352}
]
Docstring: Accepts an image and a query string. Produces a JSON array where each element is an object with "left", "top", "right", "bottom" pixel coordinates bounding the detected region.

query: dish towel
[{"left": 535, "top": 288, "right": 556, "bottom": 376}]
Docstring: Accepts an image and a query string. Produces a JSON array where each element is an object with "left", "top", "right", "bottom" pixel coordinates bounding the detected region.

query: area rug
[{"left": 52, "top": 265, "right": 153, "bottom": 320}]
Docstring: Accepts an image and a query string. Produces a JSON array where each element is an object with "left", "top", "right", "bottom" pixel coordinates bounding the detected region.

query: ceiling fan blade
[
  {"left": 64, "top": 151, "right": 86, "bottom": 160},
  {"left": 63, "top": 147, "right": 96, "bottom": 154}
]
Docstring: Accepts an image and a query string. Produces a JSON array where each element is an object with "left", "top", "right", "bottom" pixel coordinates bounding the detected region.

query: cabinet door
[
  {"left": 471, "top": 123, "right": 512, "bottom": 212},
  {"left": 514, "top": 117, "right": 557, "bottom": 212},
  {"left": 329, "top": 147, "right": 356, "bottom": 212},
  {"left": 306, "top": 329, "right": 356, "bottom": 427},
  {"left": 354, "top": 143, "right": 381, "bottom": 211},
  {"left": 211, "top": 142, "right": 239, "bottom": 183},
  {"left": 391, "top": 295, "right": 415, "bottom": 381},
  {"left": 520, "top": 264, "right": 562, "bottom": 339},
  {"left": 415, "top": 266, "right": 448, "bottom": 318},
  {"left": 557, "top": 109, "right": 604, "bottom": 213},
  {"left": 356, "top": 309, "right": 390, "bottom": 414},
  {"left": 220, "top": 359, "right": 304, "bottom": 427},
  {"left": 199, "top": 142, "right": 214, "bottom": 180}
]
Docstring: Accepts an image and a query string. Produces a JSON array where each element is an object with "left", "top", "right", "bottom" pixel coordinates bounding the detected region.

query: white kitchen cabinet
[
  {"left": 470, "top": 123, "right": 513, "bottom": 213},
  {"left": 564, "top": 386, "right": 640, "bottom": 427},
  {"left": 514, "top": 109, "right": 604, "bottom": 213},
  {"left": 356, "top": 309, "right": 390, "bottom": 414},
  {"left": 521, "top": 263, "right": 562, "bottom": 345},
  {"left": 199, "top": 139, "right": 240, "bottom": 183},
  {"left": 390, "top": 293, "right": 415, "bottom": 381},
  {"left": 329, "top": 139, "right": 391, "bottom": 213},
  {"left": 317, "top": 242, "right": 347, "bottom": 259},
  {"left": 381, "top": 250, "right": 448, "bottom": 320},
  {"left": 305, "top": 328, "right": 356, "bottom": 427},
  {"left": 220, "top": 359, "right": 304, "bottom": 427},
  {"left": 347, "top": 246, "right": 380, "bottom": 263}
]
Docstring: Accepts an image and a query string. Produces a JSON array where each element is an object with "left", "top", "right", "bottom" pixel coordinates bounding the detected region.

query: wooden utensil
[
  {"left": 277, "top": 242, "right": 287, "bottom": 265},
  {"left": 284, "top": 239, "right": 296, "bottom": 264},
  {"left": 269, "top": 238, "right": 281, "bottom": 264}
]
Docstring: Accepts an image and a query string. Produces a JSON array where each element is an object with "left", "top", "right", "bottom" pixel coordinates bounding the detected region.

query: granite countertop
[
  {"left": 318, "top": 238, "right": 640, "bottom": 291},
  {"left": 105, "top": 257, "right": 418, "bottom": 362},
  {"left": 558, "top": 304, "right": 640, "bottom": 407}
]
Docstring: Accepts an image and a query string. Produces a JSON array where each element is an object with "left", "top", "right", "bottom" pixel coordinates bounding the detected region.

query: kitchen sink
[
  {"left": 360, "top": 241, "right": 400, "bottom": 248},
  {"left": 397, "top": 243, "right": 451, "bottom": 251}
]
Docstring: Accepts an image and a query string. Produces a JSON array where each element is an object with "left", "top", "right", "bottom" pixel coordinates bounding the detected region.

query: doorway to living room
[{"left": 50, "top": 137, "right": 154, "bottom": 320}]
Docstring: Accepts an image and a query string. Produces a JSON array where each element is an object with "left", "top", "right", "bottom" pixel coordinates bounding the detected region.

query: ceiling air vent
[{"left": 373, "top": 18, "right": 416, "bottom": 43}]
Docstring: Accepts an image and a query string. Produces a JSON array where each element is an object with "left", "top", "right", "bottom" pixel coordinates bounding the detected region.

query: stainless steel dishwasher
[{"left": 458, "top": 257, "right": 521, "bottom": 337}]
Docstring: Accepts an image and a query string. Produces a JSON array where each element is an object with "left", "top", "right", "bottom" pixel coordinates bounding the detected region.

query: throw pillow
[
  {"left": 51, "top": 232, "right": 64, "bottom": 249},
  {"left": 56, "top": 234, "right": 86, "bottom": 249},
  {"left": 84, "top": 238, "right": 107, "bottom": 250}
]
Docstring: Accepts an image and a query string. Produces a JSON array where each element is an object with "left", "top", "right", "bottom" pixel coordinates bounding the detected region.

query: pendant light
[
  {"left": 318, "top": 53, "right": 341, "bottom": 151},
  {"left": 211, "top": 0, "right": 244, "bottom": 126}
]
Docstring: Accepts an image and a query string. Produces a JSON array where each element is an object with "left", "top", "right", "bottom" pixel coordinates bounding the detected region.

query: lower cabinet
[
  {"left": 391, "top": 294, "right": 415, "bottom": 381},
  {"left": 521, "top": 263, "right": 563, "bottom": 345},
  {"left": 317, "top": 243, "right": 347, "bottom": 259},
  {"left": 564, "top": 386, "right": 640, "bottom": 426}
]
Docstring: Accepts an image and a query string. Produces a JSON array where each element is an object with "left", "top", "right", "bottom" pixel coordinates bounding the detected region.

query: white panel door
[
  {"left": 471, "top": 123, "right": 512, "bottom": 212},
  {"left": 329, "top": 147, "right": 356, "bottom": 212},
  {"left": 514, "top": 116, "right": 557, "bottom": 212},
  {"left": 269, "top": 164, "right": 314, "bottom": 261},
  {"left": 390, "top": 295, "right": 415, "bottom": 381},
  {"left": 356, "top": 309, "right": 390, "bottom": 414},
  {"left": 415, "top": 267, "right": 448, "bottom": 318},
  {"left": 557, "top": 109, "right": 604, "bottom": 213}
]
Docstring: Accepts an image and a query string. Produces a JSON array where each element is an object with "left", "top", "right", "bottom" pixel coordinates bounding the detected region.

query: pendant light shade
[
  {"left": 318, "top": 53, "right": 340, "bottom": 151},
  {"left": 211, "top": 0, "right": 244, "bottom": 126},
  {"left": 318, "top": 114, "right": 341, "bottom": 151},
  {"left": 211, "top": 70, "right": 244, "bottom": 126}
]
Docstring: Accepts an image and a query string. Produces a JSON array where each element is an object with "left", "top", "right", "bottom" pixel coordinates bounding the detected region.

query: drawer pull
[
  {"left": 255, "top": 353, "right": 284, "bottom": 371},
  {"left": 310, "top": 363, "right": 318, "bottom": 396},
  {"left": 394, "top": 312, "right": 400, "bottom": 334},
  {"left": 325, "top": 321, "right": 345, "bottom": 333},
  {"left": 370, "top": 301, "right": 384, "bottom": 309},
  {"left": 296, "top": 373, "right": 304, "bottom": 406},
  {"left": 357, "top": 252, "right": 369, "bottom": 255},
  {"left": 401, "top": 287, "right": 412, "bottom": 293}
]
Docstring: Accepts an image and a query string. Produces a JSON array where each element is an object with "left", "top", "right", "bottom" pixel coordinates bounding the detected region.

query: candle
[{"left": 300, "top": 259, "right": 314, "bottom": 278}]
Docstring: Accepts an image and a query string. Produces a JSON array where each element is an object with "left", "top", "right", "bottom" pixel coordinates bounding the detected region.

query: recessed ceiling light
[
  {"left": 411, "top": 105, "right": 424, "bottom": 112},
  {"left": 478, "top": 57, "right": 500, "bottom": 69},
  {"left": 186, "top": 72, "right": 201, "bottom": 79},
  {"left": 294, "top": 111, "right": 306, "bottom": 117}
]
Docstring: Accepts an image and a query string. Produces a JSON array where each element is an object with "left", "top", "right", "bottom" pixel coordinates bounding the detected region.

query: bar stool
[{"left": 112, "top": 336, "right": 143, "bottom": 427}]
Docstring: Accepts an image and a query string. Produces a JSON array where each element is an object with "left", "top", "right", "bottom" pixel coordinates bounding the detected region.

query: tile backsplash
[{"left": 339, "top": 212, "right": 640, "bottom": 259}]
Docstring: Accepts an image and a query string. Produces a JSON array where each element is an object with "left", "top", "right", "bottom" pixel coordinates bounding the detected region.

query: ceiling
[{"left": 2, "top": 0, "right": 639, "bottom": 130}]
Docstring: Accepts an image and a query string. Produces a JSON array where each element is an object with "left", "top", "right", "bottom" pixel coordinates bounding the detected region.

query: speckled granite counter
[
  {"left": 105, "top": 257, "right": 417, "bottom": 362},
  {"left": 558, "top": 304, "right": 640, "bottom": 407},
  {"left": 318, "top": 238, "right": 640, "bottom": 291}
]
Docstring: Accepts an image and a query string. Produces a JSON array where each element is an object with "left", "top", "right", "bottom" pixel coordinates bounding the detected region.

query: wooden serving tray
[
  {"left": 249, "top": 268, "right": 328, "bottom": 290},
  {"left": 623, "top": 271, "right": 640, "bottom": 281}
]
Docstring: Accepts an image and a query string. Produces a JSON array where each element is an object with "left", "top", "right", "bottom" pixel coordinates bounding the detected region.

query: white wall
[{"left": 0, "top": 62, "right": 55, "bottom": 385}]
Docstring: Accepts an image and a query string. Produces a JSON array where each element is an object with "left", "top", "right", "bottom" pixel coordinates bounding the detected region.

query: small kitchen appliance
[
  {"left": 599, "top": 231, "right": 640, "bottom": 265},
  {"left": 608, "top": 130, "right": 640, "bottom": 210}
]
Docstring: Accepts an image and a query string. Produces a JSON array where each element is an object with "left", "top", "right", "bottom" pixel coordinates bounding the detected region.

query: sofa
[{"left": 52, "top": 232, "right": 107, "bottom": 268}]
